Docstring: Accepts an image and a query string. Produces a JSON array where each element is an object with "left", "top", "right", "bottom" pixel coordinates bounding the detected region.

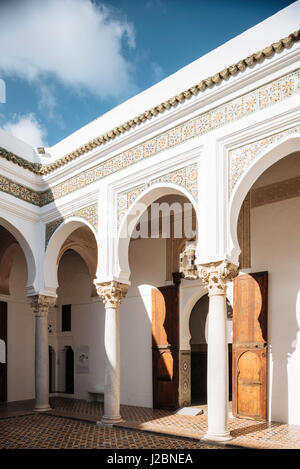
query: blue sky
[{"left": 0, "top": 0, "right": 295, "bottom": 148}]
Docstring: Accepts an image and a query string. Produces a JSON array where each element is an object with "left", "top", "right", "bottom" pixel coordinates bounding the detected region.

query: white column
[
  {"left": 96, "top": 281, "right": 128, "bottom": 425},
  {"left": 30, "top": 295, "right": 56, "bottom": 412},
  {"left": 198, "top": 260, "right": 238, "bottom": 442}
]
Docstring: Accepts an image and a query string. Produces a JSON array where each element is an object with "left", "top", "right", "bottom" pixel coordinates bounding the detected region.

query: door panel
[
  {"left": 232, "top": 272, "right": 268, "bottom": 420},
  {"left": 152, "top": 286, "right": 179, "bottom": 409}
]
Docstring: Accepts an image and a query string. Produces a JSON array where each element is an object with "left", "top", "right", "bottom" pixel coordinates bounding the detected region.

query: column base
[
  {"left": 202, "top": 431, "right": 233, "bottom": 443},
  {"left": 34, "top": 405, "right": 51, "bottom": 412},
  {"left": 97, "top": 415, "right": 123, "bottom": 427}
]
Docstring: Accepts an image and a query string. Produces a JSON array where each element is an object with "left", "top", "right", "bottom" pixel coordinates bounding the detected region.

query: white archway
[
  {"left": 229, "top": 136, "right": 300, "bottom": 264},
  {"left": 0, "top": 216, "right": 36, "bottom": 293},
  {"left": 117, "top": 183, "right": 199, "bottom": 283},
  {"left": 43, "top": 217, "right": 98, "bottom": 294},
  {"left": 180, "top": 284, "right": 208, "bottom": 350}
]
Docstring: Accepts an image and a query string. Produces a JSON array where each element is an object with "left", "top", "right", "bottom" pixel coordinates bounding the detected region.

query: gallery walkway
[{"left": 1, "top": 397, "right": 300, "bottom": 449}]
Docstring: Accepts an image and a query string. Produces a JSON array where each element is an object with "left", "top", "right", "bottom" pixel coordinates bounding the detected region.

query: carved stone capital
[
  {"left": 30, "top": 295, "right": 56, "bottom": 317},
  {"left": 96, "top": 281, "right": 129, "bottom": 309},
  {"left": 198, "top": 260, "right": 238, "bottom": 296}
]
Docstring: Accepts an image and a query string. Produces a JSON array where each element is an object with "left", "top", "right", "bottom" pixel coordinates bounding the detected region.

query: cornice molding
[{"left": 0, "top": 30, "right": 299, "bottom": 176}]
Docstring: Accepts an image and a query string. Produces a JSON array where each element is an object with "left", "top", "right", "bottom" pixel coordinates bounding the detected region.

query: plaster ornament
[
  {"left": 198, "top": 260, "right": 238, "bottom": 296},
  {"left": 96, "top": 281, "right": 129, "bottom": 309},
  {"left": 179, "top": 241, "right": 198, "bottom": 280}
]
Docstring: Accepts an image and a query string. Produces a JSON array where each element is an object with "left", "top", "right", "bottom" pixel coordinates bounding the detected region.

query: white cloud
[
  {"left": 0, "top": 0, "right": 136, "bottom": 99},
  {"left": 38, "top": 85, "right": 57, "bottom": 119},
  {"left": 3, "top": 114, "right": 47, "bottom": 147}
]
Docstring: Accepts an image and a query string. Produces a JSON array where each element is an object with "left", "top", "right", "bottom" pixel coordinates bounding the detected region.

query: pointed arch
[
  {"left": 0, "top": 217, "right": 36, "bottom": 293},
  {"left": 116, "top": 182, "right": 199, "bottom": 284},
  {"left": 43, "top": 217, "right": 98, "bottom": 294}
]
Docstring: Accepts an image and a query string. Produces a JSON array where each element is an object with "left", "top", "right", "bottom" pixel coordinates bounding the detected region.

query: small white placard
[{"left": 76, "top": 345, "right": 89, "bottom": 373}]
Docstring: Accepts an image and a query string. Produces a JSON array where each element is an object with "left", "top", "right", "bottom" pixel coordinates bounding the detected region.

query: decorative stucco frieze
[
  {"left": 0, "top": 30, "right": 299, "bottom": 176},
  {"left": 0, "top": 69, "right": 299, "bottom": 208},
  {"left": 45, "top": 203, "right": 98, "bottom": 248},
  {"left": 229, "top": 124, "right": 300, "bottom": 197},
  {"left": 117, "top": 163, "right": 198, "bottom": 227},
  {"left": 0, "top": 174, "right": 41, "bottom": 206}
]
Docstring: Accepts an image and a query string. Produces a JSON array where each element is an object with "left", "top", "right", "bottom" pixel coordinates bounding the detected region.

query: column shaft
[
  {"left": 30, "top": 295, "right": 56, "bottom": 412},
  {"left": 103, "top": 305, "right": 121, "bottom": 423},
  {"left": 96, "top": 281, "right": 128, "bottom": 426},
  {"left": 198, "top": 260, "right": 238, "bottom": 442},
  {"left": 206, "top": 293, "right": 230, "bottom": 440},
  {"left": 35, "top": 314, "right": 51, "bottom": 411}
]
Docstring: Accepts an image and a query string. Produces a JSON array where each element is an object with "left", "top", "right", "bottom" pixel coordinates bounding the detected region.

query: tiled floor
[
  {"left": 0, "top": 413, "right": 224, "bottom": 450},
  {"left": 1, "top": 397, "right": 300, "bottom": 449}
]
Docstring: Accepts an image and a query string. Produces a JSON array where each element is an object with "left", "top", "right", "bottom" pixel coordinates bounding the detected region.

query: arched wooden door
[
  {"left": 152, "top": 285, "right": 179, "bottom": 409},
  {"left": 232, "top": 272, "right": 268, "bottom": 420}
]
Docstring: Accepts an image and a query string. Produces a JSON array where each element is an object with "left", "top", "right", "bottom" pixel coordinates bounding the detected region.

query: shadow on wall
[{"left": 269, "top": 272, "right": 299, "bottom": 423}]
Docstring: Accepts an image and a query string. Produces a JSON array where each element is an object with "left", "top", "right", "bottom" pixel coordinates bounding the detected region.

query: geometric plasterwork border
[
  {"left": 1, "top": 71, "right": 299, "bottom": 209},
  {"left": 116, "top": 163, "right": 198, "bottom": 227},
  {"left": 39, "top": 69, "right": 300, "bottom": 207},
  {"left": 45, "top": 203, "right": 98, "bottom": 249},
  {"left": 229, "top": 124, "right": 300, "bottom": 198}
]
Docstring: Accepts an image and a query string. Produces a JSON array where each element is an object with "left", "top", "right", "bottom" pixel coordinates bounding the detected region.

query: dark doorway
[
  {"left": 49, "top": 346, "right": 55, "bottom": 393},
  {"left": 189, "top": 294, "right": 232, "bottom": 405},
  {"left": 0, "top": 302, "right": 7, "bottom": 402},
  {"left": 65, "top": 346, "right": 74, "bottom": 394}
]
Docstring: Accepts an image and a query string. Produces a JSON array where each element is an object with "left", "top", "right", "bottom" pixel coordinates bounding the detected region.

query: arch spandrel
[{"left": 228, "top": 134, "right": 300, "bottom": 264}]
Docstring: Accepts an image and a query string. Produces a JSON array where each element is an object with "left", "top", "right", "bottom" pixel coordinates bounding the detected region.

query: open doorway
[{"left": 189, "top": 294, "right": 232, "bottom": 405}]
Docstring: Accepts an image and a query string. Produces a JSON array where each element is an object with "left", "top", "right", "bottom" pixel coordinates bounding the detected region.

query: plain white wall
[
  {"left": 57, "top": 250, "right": 105, "bottom": 400},
  {"left": 7, "top": 247, "right": 35, "bottom": 402},
  {"left": 251, "top": 196, "right": 300, "bottom": 424}
]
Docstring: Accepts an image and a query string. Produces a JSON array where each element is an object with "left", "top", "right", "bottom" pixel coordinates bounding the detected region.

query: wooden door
[
  {"left": 152, "top": 285, "right": 179, "bottom": 409},
  {"left": 232, "top": 272, "right": 268, "bottom": 420},
  {"left": 0, "top": 302, "right": 7, "bottom": 402}
]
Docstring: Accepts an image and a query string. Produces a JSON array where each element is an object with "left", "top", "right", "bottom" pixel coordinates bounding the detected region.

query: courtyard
[{"left": 1, "top": 397, "right": 300, "bottom": 450}]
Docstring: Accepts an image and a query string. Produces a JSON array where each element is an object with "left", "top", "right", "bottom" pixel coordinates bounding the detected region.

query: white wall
[
  {"left": 120, "top": 237, "right": 167, "bottom": 408},
  {"left": 7, "top": 247, "right": 35, "bottom": 402},
  {"left": 251, "top": 196, "right": 300, "bottom": 424},
  {"left": 56, "top": 250, "right": 105, "bottom": 400}
]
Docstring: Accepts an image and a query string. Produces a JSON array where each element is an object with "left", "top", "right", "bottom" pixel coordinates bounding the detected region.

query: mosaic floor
[
  {"left": 1, "top": 397, "right": 300, "bottom": 449},
  {"left": 0, "top": 413, "right": 224, "bottom": 450}
]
